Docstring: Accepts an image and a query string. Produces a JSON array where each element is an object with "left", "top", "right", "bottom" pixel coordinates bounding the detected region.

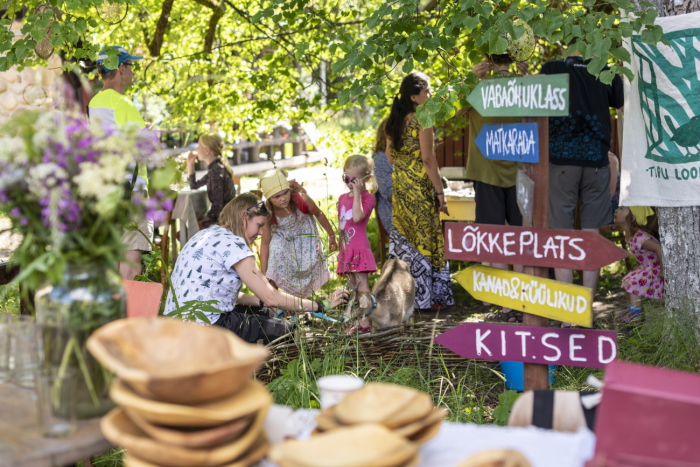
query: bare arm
[
  {"left": 609, "top": 154, "right": 619, "bottom": 198},
  {"left": 418, "top": 124, "right": 447, "bottom": 213},
  {"left": 259, "top": 220, "right": 272, "bottom": 275},
  {"left": 234, "top": 256, "right": 347, "bottom": 311},
  {"left": 385, "top": 137, "right": 394, "bottom": 165},
  {"left": 236, "top": 293, "right": 261, "bottom": 306},
  {"left": 303, "top": 193, "right": 337, "bottom": 252}
]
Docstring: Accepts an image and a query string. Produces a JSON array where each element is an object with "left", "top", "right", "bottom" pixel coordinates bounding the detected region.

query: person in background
[
  {"left": 372, "top": 118, "right": 393, "bottom": 233},
  {"left": 337, "top": 155, "right": 378, "bottom": 333},
  {"left": 186, "top": 133, "right": 236, "bottom": 228},
  {"left": 469, "top": 54, "right": 526, "bottom": 323},
  {"left": 608, "top": 152, "right": 621, "bottom": 222},
  {"left": 88, "top": 45, "right": 150, "bottom": 281},
  {"left": 259, "top": 169, "right": 336, "bottom": 298},
  {"left": 614, "top": 206, "right": 663, "bottom": 324},
  {"left": 386, "top": 72, "right": 454, "bottom": 311},
  {"left": 164, "top": 193, "right": 347, "bottom": 341},
  {"left": 542, "top": 42, "right": 624, "bottom": 326}
]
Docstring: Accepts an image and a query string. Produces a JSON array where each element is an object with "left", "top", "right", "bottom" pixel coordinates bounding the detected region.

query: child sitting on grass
[{"left": 614, "top": 206, "right": 664, "bottom": 324}]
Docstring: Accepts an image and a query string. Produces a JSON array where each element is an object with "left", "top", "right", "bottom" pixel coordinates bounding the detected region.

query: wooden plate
[
  {"left": 111, "top": 378, "right": 271, "bottom": 428},
  {"left": 101, "top": 406, "right": 268, "bottom": 467},
  {"left": 122, "top": 431, "right": 269, "bottom": 467},
  {"left": 269, "top": 424, "right": 418, "bottom": 467},
  {"left": 87, "top": 317, "right": 269, "bottom": 404},
  {"left": 394, "top": 407, "right": 448, "bottom": 438},
  {"left": 128, "top": 409, "right": 254, "bottom": 448}
]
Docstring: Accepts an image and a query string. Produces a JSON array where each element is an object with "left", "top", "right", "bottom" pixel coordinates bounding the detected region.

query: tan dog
[{"left": 344, "top": 259, "right": 416, "bottom": 333}]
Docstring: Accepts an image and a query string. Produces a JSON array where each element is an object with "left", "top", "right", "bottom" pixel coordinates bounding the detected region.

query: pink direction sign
[
  {"left": 434, "top": 323, "right": 617, "bottom": 368},
  {"left": 445, "top": 222, "right": 629, "bottom": 271}
]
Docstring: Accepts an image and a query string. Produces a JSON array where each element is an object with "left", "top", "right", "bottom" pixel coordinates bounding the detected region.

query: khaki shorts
[
  {"left": 549, "top": 164, "right": 611, "bottom": 230},
  {"left": 122, "top": 215, "right": 154, "bottom": 252}
]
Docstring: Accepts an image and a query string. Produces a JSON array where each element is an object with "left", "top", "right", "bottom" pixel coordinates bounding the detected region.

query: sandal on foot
[{"left": 616, "top": 311, "right": 642, "bottom": 324}]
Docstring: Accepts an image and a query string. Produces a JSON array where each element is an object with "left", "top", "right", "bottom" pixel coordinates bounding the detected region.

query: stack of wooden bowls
[
  {"left": 87, "top": 318, "right": 271, "bottom": 467},
  {"left": 314, "top": 382, "right": 448, "bottom": 445},
  {"left": 270, "top": 424, "right": 421, "bottom": 467}
]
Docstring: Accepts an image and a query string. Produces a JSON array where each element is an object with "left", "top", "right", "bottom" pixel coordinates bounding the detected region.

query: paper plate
[
  {"left": 87, "top": 317, "right": 269, "bottom": 404},
  {"left": 122, "top": 431, "right": 269, "bottom": 467},
  {"left": 269, "top": 424, "right": 418, "bottom": 467},
  {"left": 101, "top": 406, "right": 268, "bottom": 467},
  {"left": 111, "top": 378, "right": 271, "bottom": 428},
  {"left": 334, "top": 383, "right": 433, "bottom": 429},
  {"left": 128, "top": 409, "right": 254, "bottom": 448}
]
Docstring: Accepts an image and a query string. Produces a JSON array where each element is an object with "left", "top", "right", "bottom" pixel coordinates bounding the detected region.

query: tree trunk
[{"left": 656, "top": 0, "right": 700, "bottom": 316}]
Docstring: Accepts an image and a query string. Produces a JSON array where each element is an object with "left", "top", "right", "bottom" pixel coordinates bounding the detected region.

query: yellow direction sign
[{"left": 455, "top": 265, "right": 593, "bottom": 328}]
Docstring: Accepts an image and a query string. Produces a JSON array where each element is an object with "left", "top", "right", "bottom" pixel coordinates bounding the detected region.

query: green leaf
[
  {"left": 610, "top": 45, "right": 631, "bottom": 63},
  {"left": 641, "top": 9, "right": 658, "bottom": 25},
  {"left": 462, "top": 15, "right": 480, "bottom": 31},
  {"left": 423, "top": 38, "right": 440, "bottom": 51},
  {"left": 402, "top": 58, "right": 414, "bottom": 73},
  {"left": 488, "top": 36, "right": 508, "bottom": 55},
  {"left": 640, "top": 28, "right": 657, "bottom": 45},
  {"left": 414, "top": 49, "right": 428, "bottom": 63}
]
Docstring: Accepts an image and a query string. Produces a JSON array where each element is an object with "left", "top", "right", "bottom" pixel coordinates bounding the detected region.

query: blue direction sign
[{"left": 475, "top": 122, "right": 539, "bottom": 163}]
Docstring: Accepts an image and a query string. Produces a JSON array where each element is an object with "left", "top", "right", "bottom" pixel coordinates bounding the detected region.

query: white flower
[
  {"left": 0, "top": 136, "right": 27, "bottom": 163},
  {"left": 27, "top": 163, "right": 67, "bottom": 199},
  {"left": 0, "top": 167, "right": 25, "bottom": 190}
]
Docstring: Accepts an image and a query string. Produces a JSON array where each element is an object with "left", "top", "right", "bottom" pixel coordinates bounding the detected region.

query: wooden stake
[{"left": 522, "top": 116, "right": 551, "bottom": 391}]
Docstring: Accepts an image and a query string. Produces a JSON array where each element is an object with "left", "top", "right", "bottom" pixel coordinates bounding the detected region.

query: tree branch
[{"left": 149, "top": 0, "right": 176, "bottom": 57}]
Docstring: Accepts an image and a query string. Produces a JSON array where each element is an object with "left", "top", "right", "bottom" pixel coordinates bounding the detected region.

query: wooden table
[{"left": 0, "top": 383, "right": 112, "bottom": 467}]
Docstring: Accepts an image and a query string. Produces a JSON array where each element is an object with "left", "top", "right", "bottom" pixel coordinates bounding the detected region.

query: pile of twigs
[{"left": 256, "top": 320, "right": 485, "bottom": 384}]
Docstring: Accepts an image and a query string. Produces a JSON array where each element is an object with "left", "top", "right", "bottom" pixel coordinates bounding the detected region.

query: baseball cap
[{"left": 96, "top": 46, "right": 143, "bottom": 73}]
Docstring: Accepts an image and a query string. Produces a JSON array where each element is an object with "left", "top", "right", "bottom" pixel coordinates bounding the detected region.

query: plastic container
[{"left": 500, "top": 361, "right": 556, "bottom": 391}]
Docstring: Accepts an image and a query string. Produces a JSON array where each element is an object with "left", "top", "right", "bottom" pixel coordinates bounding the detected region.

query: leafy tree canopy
[{"left": 0, "top": 0, "right": 660, "bottom": 135}]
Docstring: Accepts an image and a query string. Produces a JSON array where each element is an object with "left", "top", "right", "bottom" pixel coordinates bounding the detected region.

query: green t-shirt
[
  {"left": 466, "top": 110, "right": 520, "bottom": 188},
  {"left": 88, "top": 89, "right": 148, "bottom": 185}
]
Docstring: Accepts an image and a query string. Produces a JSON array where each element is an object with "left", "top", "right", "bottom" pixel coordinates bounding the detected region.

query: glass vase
[{"left": 35, "top": 263, "right": 126, "bottom": 419}]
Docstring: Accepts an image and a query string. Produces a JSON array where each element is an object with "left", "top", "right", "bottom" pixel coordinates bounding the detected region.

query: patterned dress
[
  {"left": 389, "top": 114, "right": 454, "bottom": 309},
  {"left": 336, "top": 190, "right": 377, "bottom": 275},
  {"left": 266, "top": 195, "right": 330, "bottom": 298},
  {"left": 622, "top": 230, "right": 664, "bottom": 299}
]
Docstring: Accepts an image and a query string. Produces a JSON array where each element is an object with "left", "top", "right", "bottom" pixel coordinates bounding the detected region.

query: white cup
[{"left": 317, "top": 375, "right": 364, "bottom": 409}]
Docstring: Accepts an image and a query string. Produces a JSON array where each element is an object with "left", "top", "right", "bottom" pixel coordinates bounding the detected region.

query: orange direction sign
[
  {"left": 455, "top": 265, "right": 593, "bottom": 328},
  {"left": 445, "top": 222, "right": 630, "bottom": 271}
]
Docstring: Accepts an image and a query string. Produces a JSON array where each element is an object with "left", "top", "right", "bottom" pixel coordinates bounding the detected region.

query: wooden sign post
[
  {"left": 435, "top": 323, "right": 617, "bottom": 368},
  {"left": 454, "top": 265, "right": 593, "bottom": 327},
  {"left": 474, "top": 123, "right": 539, "bottom": 163},
  {"left": 444, "top": 223, "right": 630, "bottom": 270}
]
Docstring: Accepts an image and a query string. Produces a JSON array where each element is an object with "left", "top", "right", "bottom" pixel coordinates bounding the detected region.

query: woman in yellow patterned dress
[{"left": 385, "top": 72, "right": 454, "bottom": 310}]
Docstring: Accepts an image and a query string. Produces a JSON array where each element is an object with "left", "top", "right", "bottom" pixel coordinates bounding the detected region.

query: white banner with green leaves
[{"left": 621, "top": 10, "right": 700, "bottom": 207}]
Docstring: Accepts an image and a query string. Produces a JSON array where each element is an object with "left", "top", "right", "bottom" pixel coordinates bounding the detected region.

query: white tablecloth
[{"left": 259, "top": 407, "right": 596, "bottom": 467}]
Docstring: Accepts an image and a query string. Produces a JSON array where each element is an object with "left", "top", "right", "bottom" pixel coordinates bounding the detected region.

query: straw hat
[
  {"left": 259, "top": 169, "right": 290, "bottom": 199},
  {"left": 269, "top": 424, "right": 418, "bottom": 467}
]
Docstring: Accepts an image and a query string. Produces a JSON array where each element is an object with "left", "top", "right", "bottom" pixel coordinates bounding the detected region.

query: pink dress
[
  {"left": 622, "top": 230, "right": 664, "bottom": 299},
  {"left": 337, "top": 190, "right": 377, "bottom": 274}
]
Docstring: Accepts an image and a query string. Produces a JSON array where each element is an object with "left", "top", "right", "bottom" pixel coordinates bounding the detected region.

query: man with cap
[{"left": 89, "top": 45, "right": 151, "bottom": 281}]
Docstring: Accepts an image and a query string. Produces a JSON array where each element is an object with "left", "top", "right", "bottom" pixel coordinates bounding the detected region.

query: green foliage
[
  {"left": 0, "top": 283, "right": 19, "bottom": 316},
  {"left": 1, "top": 0, "right": 659, "bottom": 135},
  {"left": 492, "top": 390, "right": 520, "bottom": 426},
  {"left": 164, "top": 299, "right": 223, "bottom": 324}
]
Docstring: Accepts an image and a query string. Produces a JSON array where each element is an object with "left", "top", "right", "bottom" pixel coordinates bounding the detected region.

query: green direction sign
[{"left": 467, "top": 74, "right": 570, "bottom": 117}]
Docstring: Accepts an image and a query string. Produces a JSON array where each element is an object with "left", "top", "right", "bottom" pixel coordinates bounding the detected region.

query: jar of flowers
[{"left": 0, "top": 110, "right": 176, "bottom": 417}]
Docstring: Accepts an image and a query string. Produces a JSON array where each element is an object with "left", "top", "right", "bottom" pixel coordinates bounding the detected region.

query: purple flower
[
  {"left": 19, "top": 217, "right": 27, "bottom": 226},
  {"left": 10, "top": 207, "right": 20, "bottom": 216}
]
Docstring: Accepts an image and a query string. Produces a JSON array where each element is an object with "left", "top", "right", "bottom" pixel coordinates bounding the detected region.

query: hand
[
  {"left": 186, "top": 151, "right": 197, "bottom": 163},
  {"left": 351, "top": 178, "right": 365, "bottom": 194},
  {"left": 329, "top": 236, "right": 338, "bottom": 252},
  {"left": 329, "top": 289, "right": 349, "bottom": 309},
  {"left": 437, "top": 195, "right": 448, "bottom": 214},
  {"left": 516, "top": 61, "right": 529, "bottom": 76},
  {"left": 473, "top": 60, "right": 491, "bottom": 80}
]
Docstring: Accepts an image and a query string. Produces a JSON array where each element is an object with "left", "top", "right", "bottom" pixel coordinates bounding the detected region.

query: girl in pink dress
[
  {"left": 337, "top": 155, "right": 378, "bottom": 331},
  {"left": 614, "top": 206, "right": 664, "bottom": 324}
]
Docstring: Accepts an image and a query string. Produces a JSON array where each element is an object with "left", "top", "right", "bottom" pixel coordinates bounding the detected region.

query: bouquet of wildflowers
[{"left": 0, "top": 110, "right": 177, "bottom": 289}]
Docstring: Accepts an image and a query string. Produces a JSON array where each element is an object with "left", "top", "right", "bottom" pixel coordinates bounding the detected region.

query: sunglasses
[
  {"left": 342, "top": 174, "right": 367, "bottom": 184},
  {"left": 247, "top": 200, "right": 269, "bottom": 214}
]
